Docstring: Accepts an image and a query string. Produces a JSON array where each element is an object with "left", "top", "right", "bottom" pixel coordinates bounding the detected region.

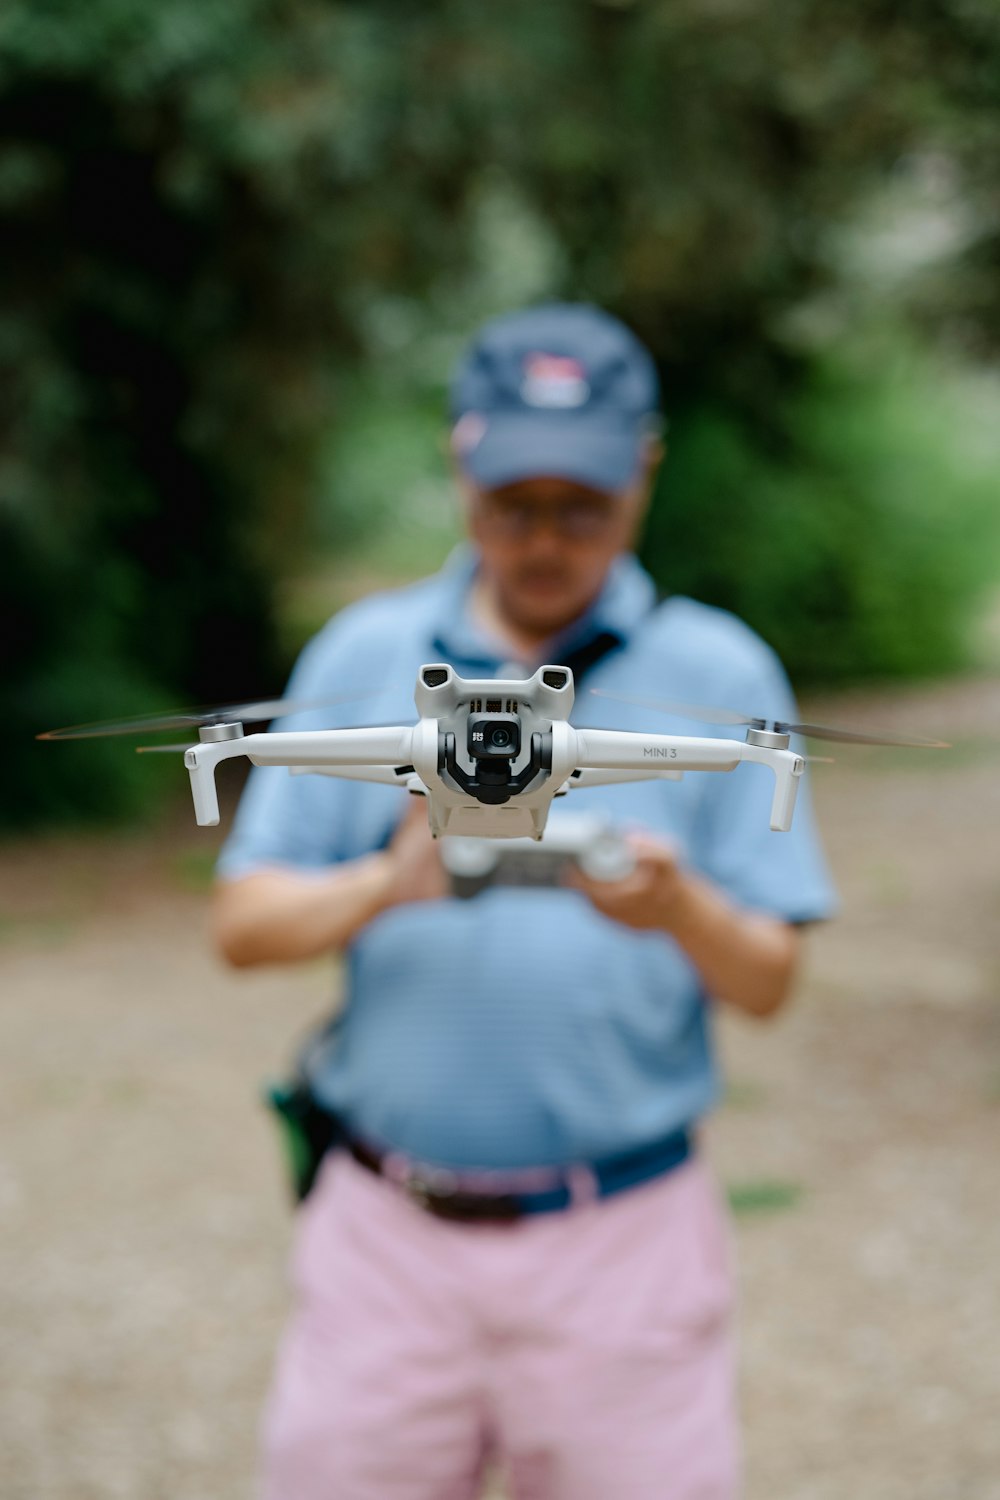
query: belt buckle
[
  {"left": 404, "top": 1163, "right": 458, "bottom": 1209},
  {"left": 405, "top": 1172, "right": 433, "bottom": 1207},
  {"left": 402, "top": 1167, "right": 523, "bottom": 1222}
]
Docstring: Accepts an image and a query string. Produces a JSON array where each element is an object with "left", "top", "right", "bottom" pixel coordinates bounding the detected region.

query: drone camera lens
[{"left": 467, "top": 713, "right": 521, "bottom": 760}]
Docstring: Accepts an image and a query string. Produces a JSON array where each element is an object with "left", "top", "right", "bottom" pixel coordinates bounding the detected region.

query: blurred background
[{"left": 2, "top": 4, "right": 999, "bottom": 1498}]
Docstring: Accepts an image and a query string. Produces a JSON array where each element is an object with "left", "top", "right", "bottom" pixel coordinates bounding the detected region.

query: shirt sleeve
[
  {"left": 213, "top": 623, "right": 369, "bottom": 881},
  {"left": 689, "top": 648, "right": 839, "bottom": 925}
]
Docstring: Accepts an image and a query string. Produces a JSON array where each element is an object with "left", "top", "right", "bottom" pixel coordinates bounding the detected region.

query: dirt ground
[{"left": 2, "top": 674, "right": 999, "bottom": 1500}]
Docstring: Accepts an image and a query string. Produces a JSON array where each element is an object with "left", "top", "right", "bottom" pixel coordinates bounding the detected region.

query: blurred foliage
[
  {"left": 727, "top": 1179, "right": 805, "bottom": 1217},
  {"left": 2, "top": 0, "right": 1000, "bottom": 825},
  {"left": 644, "top": 337, "right": 1000, "bottom": 681}
]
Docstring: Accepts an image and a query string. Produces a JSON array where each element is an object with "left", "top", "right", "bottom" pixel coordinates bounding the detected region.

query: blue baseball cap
[{"left": 449, "top": 302, "right": 661, "bottom": 494}]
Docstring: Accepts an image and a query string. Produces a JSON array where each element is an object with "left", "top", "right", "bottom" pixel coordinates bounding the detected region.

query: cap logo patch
[{"left": 520, "top": 353, "right": 590, "bottom": 409}]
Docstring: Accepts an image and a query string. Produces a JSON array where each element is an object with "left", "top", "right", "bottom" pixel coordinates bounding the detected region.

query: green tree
[{"left": 2, "top": 1, "right": 998, "bottom": 824}]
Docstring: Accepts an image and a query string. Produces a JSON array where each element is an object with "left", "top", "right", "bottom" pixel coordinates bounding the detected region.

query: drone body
[{"left": 181, "top": 663, "right": 808, "bottom": 839}]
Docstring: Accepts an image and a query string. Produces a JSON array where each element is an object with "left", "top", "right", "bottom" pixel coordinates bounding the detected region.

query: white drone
[{"left": 38, "top": 663, "right": 946, "bottom": 842}]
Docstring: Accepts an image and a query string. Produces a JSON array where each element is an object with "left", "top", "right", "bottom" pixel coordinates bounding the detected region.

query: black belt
[{"left": 347, "top": 1128, "right": 692, "bottom": 1223}]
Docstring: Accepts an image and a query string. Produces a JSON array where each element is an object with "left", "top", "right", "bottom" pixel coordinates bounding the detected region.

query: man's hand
[
  {"left": 211, "top": 797, "right": 447, "bottom": 968},
  {"left": 567, "top": 828, "right": 801, "bottom": 1018},
  {"left": 566, "top": 830, "right": 684, "bottom": 932},
  {"left": 382, "top": 796, "right": 450, "bottom": 908}
]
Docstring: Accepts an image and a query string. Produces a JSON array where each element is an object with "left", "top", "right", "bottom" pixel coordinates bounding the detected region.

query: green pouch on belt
[{"left": 264, "top": 1072, "right": 343, "bottom": 1204}]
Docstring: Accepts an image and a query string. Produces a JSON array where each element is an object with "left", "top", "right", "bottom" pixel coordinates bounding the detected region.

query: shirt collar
[{"left": 429, "top": 543, "right": 658, "bottom": 669}]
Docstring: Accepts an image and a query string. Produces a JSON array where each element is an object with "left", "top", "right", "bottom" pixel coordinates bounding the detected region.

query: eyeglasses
[{"left": 474, "top": 495, "right": 620, "bottom": 541}]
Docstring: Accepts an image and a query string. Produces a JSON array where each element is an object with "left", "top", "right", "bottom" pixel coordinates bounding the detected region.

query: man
[{"left": 212, "top": 303, "right": 835, "bottom": 1500}]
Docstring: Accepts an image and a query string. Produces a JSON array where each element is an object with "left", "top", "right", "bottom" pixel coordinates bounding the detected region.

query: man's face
[{"left": 464, "top": 474, "right": 648, "bottom": 639}]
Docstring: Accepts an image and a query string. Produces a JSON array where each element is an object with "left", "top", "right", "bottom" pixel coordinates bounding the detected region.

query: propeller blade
[
  {"left": 135, "top": 744, "right": 194, "bottom": 754},
  {"left": 588, "top": 689, "right": 751, "bottom": 726},
  {"left": 589, "top": 689, "right": 948, "bottom": 749},
  {"left": 36, "top": 688, "right": 386, "bottom": 741},
  {"left": 775, "top": 720, "right": 950, "bottom": 749}
]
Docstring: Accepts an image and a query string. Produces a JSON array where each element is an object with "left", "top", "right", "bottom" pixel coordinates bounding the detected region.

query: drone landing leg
[
  {"left": 767, "top": 757, "right": 804, "bottom": 833},
  {"left": 186, "top": 748, "right": 223, "bottom": 826}
]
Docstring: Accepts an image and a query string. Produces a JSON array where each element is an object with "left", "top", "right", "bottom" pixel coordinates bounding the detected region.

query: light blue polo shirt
[{"left": 217, "top": 548, "right": 836, "bottom": 1169}]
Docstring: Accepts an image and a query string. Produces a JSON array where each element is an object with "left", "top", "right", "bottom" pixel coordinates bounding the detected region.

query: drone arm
[
  {"left": 571, "top": 728, "right": 743, "bottom": 775},
  {"left": 289, "top": 764, "right": 427, "bottom": 791},
  {"left": 571, "top": 729, "right": 806, "bottom": 832},
  {"left": 289, "top": 762, "right": 419, "bottom": 786},
  {"left": 185, "top": 726, "right": 416, "bottom": 827},
  {"left": 243, "top": 727, "right": 416, "bottom": 768},
  {"left": 563, "top": 767, "right": 685, "bottom": 789}
]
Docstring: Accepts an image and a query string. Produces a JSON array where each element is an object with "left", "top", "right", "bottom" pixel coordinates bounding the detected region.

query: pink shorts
[{"left": 261, "top": 1148, "right": 741, "bottom": 1500}]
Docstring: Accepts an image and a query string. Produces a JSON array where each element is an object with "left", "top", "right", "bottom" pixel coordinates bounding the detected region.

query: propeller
[
  {"left": 36, "top": 688, "right": 388, "bottom": 742},
  {"left": 589, "top": 689, "right": 950, "bottom": 749}
]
